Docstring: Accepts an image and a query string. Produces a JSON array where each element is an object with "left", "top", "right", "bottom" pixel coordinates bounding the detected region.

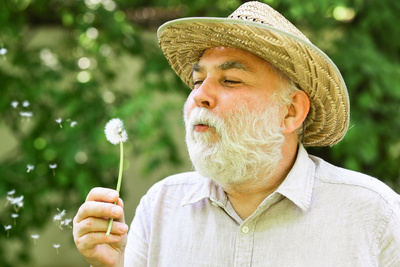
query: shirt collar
[
  {"left": 181, "top": 145, "right": 315, "bottom": 212},
  {"left": 275, "top": 144, "right": 315, "bottom": 212},
  {"left": 181, "top": 174, "right": 228, "bottom": 207}
]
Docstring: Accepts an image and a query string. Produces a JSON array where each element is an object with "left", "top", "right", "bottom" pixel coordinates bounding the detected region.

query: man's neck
[{"left": 222, "top": 142, "right": 299, "bottom": 220}]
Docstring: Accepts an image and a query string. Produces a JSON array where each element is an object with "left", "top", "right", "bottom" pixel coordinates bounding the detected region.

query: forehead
[{"left": 194, "top": 47, "right": 276, "bottom": 72}]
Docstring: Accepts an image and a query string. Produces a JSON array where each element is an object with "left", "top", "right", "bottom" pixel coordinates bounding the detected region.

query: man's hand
[{"left": 73, "top": 187, "right": 128, "bottom": 267}]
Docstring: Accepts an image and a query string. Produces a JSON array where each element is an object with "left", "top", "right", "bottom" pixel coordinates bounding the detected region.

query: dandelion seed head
[
  {"left": 105, "top": 118, "right": 128, "bottom": 145},
  {"left": 31, "top": 234, "right": 40, "bottom": 239},
  {"left": 7, "top": 190, "right": 15, "bottom": 195},
  {"left": 55, "top": 118, "right": 62, "bottom": 124},
  {"left": 11, "top": 214, "right": 19, "bottom": 219},
  {"left": 70, "top": 121, "right": 77, "bottom": 127},
  {"left": 4, "top": 225, "right": 12, "bottom": 231},
  {"left": 53, "top": 244, "right": 60, "bottom": 248}
]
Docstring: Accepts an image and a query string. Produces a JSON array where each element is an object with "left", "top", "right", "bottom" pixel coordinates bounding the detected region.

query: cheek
[{"left": 183, "top": 97, "right": 195, "bottom": 118}]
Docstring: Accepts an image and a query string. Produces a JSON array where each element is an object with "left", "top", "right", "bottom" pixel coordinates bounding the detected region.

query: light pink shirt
[{"left": 125, "top": 145, "right": 400, "bottom": 266}]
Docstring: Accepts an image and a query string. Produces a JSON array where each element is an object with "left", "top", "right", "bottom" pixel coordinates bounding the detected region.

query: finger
[
  {"left": 74, "top": 217, "right": 128, "bottom": 238},
  {"left": 74, "top": 201, "right": 124, "bottom": 224},
  {"left": 74, "top": 230, "right": 126, "bottom": 252},
  {"left": 86, "top": 187, "right": 120, "bottom": 203}
]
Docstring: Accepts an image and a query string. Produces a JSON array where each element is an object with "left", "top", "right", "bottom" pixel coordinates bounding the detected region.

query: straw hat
[{"left": 157, "top": 1, "right": 349, "bottom": 147}]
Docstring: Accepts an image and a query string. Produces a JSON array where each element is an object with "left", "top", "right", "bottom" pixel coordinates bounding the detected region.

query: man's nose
[{"left": 192, "top": 78, "right": 217, "bottom": 109}]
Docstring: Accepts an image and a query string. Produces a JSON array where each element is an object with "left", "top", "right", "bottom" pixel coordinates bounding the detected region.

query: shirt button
[{"left": 242, "top": 226, "right": 249, "bottom": 234}]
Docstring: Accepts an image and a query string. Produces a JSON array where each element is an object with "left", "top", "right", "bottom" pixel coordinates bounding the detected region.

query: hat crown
[{"left": 228, "top": 1, "right": 310, "bottom": 43}]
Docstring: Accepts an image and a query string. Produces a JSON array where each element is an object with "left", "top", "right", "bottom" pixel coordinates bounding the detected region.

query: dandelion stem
[
  {"left": 116, "top": 141, "right": 124, "bottom": 193},
  {"left": 106, "top": 141, "right": 124, "bottom": 236}
]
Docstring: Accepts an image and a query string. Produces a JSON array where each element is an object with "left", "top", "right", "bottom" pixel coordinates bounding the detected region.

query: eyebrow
[{"left": 192, "top": 61, "right": 249, "bottom": 73}]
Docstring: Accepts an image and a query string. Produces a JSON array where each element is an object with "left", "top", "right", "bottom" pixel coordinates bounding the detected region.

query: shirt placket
[{"left": 233, "top": 220, "right": 255, "bottom": 267}]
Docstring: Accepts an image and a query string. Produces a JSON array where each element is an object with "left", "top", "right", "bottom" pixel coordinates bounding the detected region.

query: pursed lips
[{"left": 194, "top": 124, "right": 210, "bottom": 132}]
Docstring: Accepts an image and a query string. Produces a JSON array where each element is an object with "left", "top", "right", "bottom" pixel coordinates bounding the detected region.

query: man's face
[
  {"left": 185, "top": 47, "right": 285, "bottom": 131},
  {"left": 183, "top": 47, "right": 286, "bottom": 186}
]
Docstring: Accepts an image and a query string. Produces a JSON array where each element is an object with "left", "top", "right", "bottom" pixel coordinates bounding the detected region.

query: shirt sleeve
[
  {"left": 124, "top": 194, "right": 151, "bottom": 267},
  {"left": 378, "top": 196, "right": 400, "bottom": 266}
]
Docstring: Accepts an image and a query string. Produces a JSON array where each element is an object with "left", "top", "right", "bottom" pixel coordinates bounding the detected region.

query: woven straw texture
[{"left": 157, "top": 1, "right": 349, "bottom": 147}]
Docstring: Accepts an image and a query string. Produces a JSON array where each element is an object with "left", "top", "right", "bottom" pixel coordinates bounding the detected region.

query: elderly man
[{"left": 73, "top": 2, "right": 400, "bottom": 266}]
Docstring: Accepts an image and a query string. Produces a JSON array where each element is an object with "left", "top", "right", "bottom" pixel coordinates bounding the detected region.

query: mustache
[{"left": 185, "top": 107, "right": 224, "bottom": 130}]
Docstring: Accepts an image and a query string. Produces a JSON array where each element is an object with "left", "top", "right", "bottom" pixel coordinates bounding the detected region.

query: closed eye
[
  {"left": 225, "top": 80, "right": 241, "bottom": 84},
  {"left": 193, "top": 80, "right": 203, "bottom": 89},
  {"left": 224, "top": 80, "right": 242, "bottom": 86}
]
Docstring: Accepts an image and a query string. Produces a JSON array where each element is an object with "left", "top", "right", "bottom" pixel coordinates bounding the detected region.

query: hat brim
[{"left": 158, "top": 17, "right": 350, "bottom": 147}]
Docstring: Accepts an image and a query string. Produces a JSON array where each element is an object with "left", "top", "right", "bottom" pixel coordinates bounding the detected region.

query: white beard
[{"left": 184, "top": 101, "right": 285, "bottom": 186}]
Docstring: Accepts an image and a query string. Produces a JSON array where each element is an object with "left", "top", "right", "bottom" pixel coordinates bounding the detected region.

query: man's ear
[{"left": 282, "top": 90, "right": 310, "bottom": 134}]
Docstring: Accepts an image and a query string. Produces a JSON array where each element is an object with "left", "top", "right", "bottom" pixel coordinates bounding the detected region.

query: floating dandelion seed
[
  {"left": 0, "top": 48, "right": 7, "bottom": 55},
  {"left": 27, "top": 164, "right": 35, "bottom": 173},
  {"left": 20, "top": 111, "right": 33, "bottom": 118},
  {"left": 53, "top": 209, "right": 66, "bottom": 228},
  {"left": 11, "top": 101, "right": 18, "bottom": 108},
  {"left": 31, "top": 234, "right": 40, "bottom": 245},
  {"left": 49, "top": 164, "right": 57, "bottom": 176},
  {"left": 70, "top": 121, "right": 77, "bottom": 127},
  {"left": 4, "top": 225, "right": 12, "bottom": 238},
  {"left": 53, "top": 244, "right": 60, "bottom": 254},
  {"left": 11, "top": 213, "right": 19, "bottom": 225},
  {"left": 60, "top": 218, "right": 72, "bottom": 229},
  {"left": 5, "top": 190, "right": 16, "bottom": 207},
  {"left": 15, "top": 202, "right": 23, "bottom": 212},
  {"left": 104, "top": 118, "right": 128, "bottom": 236},
  {"left": 55, "top": 118, "right": 62, "bottom": 128},
  {"left": 53, "top": 210, "right": 66, "bottom": 221},
  {"left": 6, "top": 195, "right": 23, "bottom": 204},
  {"left": 7, "top": 195, "right": 24, "bottom": 212},
  {"left": 22, "top": 100, "right": 30, "bottom": 107}
]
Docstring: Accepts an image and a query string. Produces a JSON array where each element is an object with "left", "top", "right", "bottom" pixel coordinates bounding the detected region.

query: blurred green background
[{"left": 0, "top": 0, "right": 399, "bottom": 266}]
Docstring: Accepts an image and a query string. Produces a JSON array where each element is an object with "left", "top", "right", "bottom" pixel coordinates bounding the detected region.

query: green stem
[{"left": 106, "top": 141, "right": 124, "bottom": 236}]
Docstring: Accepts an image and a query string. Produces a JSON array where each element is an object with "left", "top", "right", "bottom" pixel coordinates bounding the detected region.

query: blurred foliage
[{"left": 0, "top": 0, "right": 399, "bottom": 265}]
